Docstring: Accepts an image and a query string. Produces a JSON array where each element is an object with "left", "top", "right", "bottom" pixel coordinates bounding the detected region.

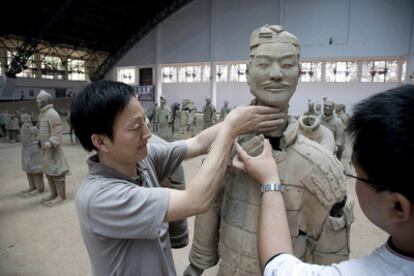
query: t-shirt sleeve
[
  {"left": 264, "top": 254, "right": 344, "bottom": 276},
  {"left": 147, "top": 141, "right": 187, "bottom": 181},
  {"left": 88, "top": 181, "right": 170, "bottom": 239}
]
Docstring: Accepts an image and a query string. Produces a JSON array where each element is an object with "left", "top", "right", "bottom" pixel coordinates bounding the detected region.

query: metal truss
[{"left": 91, "top": 0, "right": 194, "bottom": 81}]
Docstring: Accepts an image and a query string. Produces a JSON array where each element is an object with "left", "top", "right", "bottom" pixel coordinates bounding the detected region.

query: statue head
[
  {"left": 205, "top": 97, "right": 211, "bottom": 104},
  {"left": 323, "top": 101, "right": 335, "bottom": 116},
  {"left": 224, "top": 100, "right": 229, "bottom": 107},
  {"left": 160, "top": 96, "right": 166, "bottom": 106},
  {"left": 246, "top": 25, "right": 300, "bottom": 109},
  {"left": 335, "top": 103, "right": 345, "bottom": 113},
  {"left": 36, "top": 90, "right": 52, "bottom": 109}
]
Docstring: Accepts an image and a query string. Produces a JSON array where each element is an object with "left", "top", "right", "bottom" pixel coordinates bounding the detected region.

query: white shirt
[{"left": 265, "top": 239, "right": 414, "bottom": 276}]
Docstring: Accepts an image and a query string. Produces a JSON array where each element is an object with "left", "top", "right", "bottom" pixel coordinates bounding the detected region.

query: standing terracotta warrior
[
  {"left": 303, "top": 99, "right": 320, "bottom": 116},
  {"left": 154, "top": 96, "right": 174, "bottom": 142},
  {"left": 7, "top": 114, "right": 20, "bottom": 142},
  {"left": 220, "top": 101, "right": 232, "bottom": 121},
  {"left": 20, "top": 113, "right": 45, "bottom": 195},
  {"left": 37, "top": 90, "right": 70, "bottom": 206},
  {"left": 320, "top": 101, "right": 345, "bottom": 160},
  {"left": 185, "top": 25, "right": 353, "bottom": 276},
  {"left": 202, "top": 97, "right": 216, "bottom": 129},
  {"left": 335, "top": 103, "right": 349, "bottom": 128}
]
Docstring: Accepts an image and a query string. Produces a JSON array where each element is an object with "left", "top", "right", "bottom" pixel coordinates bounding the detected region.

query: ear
[
  {"left": 297, "top": 61, "right": 301, "bottom": 81},
  {"left": 389, "top": 192, "right": 412, "bottom": 223},
  {"left": 91, "top": 134, "right": 110, "bottom": 153}
]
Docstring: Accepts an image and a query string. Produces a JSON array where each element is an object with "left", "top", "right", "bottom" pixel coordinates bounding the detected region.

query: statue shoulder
[{"left": 291, "top": 135, "right": 346, "bottom": 207}]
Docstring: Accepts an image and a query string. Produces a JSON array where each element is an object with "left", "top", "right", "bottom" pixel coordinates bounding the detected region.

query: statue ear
[{"left": 246, "top": 63, "right": 251, "bottom": 86}]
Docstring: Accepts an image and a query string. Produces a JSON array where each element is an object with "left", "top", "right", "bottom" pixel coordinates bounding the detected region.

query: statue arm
[{"left": 47, "top": 116, "right": 63, "bottom": 147}]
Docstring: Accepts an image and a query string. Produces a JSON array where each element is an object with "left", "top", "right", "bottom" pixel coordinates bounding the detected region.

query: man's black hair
[
  {"left": 70, "top": 80, "right": 135, "bottom": 152},
  {"left": 348, "top": 84, "right": 414, "bottom": 203}
]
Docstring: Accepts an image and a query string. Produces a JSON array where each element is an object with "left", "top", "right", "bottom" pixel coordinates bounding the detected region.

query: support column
[
  {"left": 155, "top": 26, "right": 162, "bottom": 104},
  {"left": 209, "top": 0, "right": 217, "bottom": 107}
]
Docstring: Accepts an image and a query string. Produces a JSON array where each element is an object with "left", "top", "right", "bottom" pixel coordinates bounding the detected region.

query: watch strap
[{"left": 261, "top": 183, "right": 284, "bottom": 193}]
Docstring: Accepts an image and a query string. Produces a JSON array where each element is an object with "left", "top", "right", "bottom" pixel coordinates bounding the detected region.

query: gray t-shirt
[{"left": 76, "top": 141, "right": 187, "bottom": 276}]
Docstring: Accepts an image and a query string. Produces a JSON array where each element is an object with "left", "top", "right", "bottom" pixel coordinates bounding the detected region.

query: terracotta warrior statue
[
  {"left": 220, "top": 101, "right": 232, "bottom": 121},
  {"left": 202, "top": 97, "right": 216, "bottom": 129},
  {"left": 303, "top": 99, "right": 320, "bottom": 116},
  {"left": 335, "top": 103, "right": 349, "bottom": 129},
  {"left": 184, "top": 25, "right": 353, "bottom": 276},
  {"left": 320, "top": 101, "right": 345, "bottom": 160},
  {"left": 20, "top": 113, "right": 45, "bottom": 195},
  {"left": 154, "top": 96, "right": 174, "bottom": 142},
  {"left": 298, "top": 114, "right": 335, "bottom": 153},
  {"left": 37, "top": 90, "right": 70, "bottom": 206}
]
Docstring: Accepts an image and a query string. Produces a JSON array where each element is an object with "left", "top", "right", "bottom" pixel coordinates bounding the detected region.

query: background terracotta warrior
[
  {"left": 37, "top": 90, "right": 70, "bottom": 206},
  {"left": 154, "top": 96, "right": 174, "bottom": 142},
  {"left": 20, "top": 113, "right": 44, "bottom": 195},
  {"left": 185, "top": 25, "right": 353, "bottom": 276},
  {"left": 320, "top": 100, "right": 345, "bottom": 160},
  {"left": 220, "top": 100, "right": 232, "bottom": 121},
  {"left": 202, "top": 97, "right": 216, "bottom": 129},
  {"left": 303, "top": 99, "right": 320, "bottom": 116}
]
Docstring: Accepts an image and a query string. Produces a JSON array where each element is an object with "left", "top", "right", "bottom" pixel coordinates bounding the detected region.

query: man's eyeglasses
[{"left": 343, "top": 170, "right": 383, "bottom": 190}]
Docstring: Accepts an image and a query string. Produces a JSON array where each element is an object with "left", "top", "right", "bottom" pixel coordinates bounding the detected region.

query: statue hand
[
  {"left": 183, "top": 264, "right": 204, "bottom": 276},
  {"left": 41, "top": 141, "right": 52, "bottom": 150}
]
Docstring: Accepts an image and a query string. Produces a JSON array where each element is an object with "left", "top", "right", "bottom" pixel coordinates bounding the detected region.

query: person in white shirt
[{"left": 233, "top": 85, "right": 414, "bottom": 275}]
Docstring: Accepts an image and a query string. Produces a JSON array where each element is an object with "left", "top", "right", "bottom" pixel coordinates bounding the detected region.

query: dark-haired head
[
  {"left": 348, "top": 84, "right": 414, "bottom": 203},
  {"left": 70, "top": 80, "right": 135, "bottom": 151}
]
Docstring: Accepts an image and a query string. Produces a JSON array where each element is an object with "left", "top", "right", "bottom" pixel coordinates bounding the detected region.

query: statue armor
[
  {"left": 335, "top": 105, "right": 349, "bottom": 129},
  {"left": 20, "top": 114, "right": 44, "bottom": 194},
  {"left": 149, "top": 134, "right": 189, "bottom": 248},
  {"left": 220, "top": 103, "right": 231, "bottom": 121},
  {"left": 189, "top": 117, "right": 353, "bottom": 275},
  {"left": 298, "top": 115, "right": 335, "bottom": 153},
  {"left": 38, "top": 104, "right": 70, "bottom": 176},
  {"left": 202, "top": 100, "right": 216, "bottom": 129}
]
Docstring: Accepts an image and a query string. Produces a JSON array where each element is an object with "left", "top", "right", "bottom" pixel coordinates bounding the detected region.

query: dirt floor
[{"left": 0, "top": 118, "right": 387, "bottom": 276}]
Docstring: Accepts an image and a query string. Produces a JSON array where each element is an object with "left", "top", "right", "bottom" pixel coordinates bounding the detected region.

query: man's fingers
[
  {"left": 232, "top": 157, "right": 246, "bottom": 171},
  {"left": 250, "top": 105, "right": 280, "bottom": 114},
  {"left": 235, "top": 142, "right": 250, "bottom": 162},
  {"left": 262, "top": 139, "right": 273, "bottom": 156}
]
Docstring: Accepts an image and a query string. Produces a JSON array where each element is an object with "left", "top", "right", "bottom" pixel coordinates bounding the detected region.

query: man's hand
[
  {"left": 223, "top": 105, "right": 285, "bottom": 137},
  {"left": 232, "top": 139, "right": 280, "bottom": 185}
]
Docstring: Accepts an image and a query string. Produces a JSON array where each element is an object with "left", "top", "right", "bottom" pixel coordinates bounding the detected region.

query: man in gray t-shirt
[{"left": 76, "top": 142, "right": 186, "bottom": 275}]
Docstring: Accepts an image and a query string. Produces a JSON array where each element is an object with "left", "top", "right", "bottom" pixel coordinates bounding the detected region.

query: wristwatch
[{"left": 261, "top": 183, "right": 284, "bottom": 193}]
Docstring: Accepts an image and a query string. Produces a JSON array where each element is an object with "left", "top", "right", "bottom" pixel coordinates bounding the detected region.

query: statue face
[
  {"left": 160, "top": 97, "right": 166, "bottom": 105},
  {"left": 324, "top": 103, "right": 334, "bottom": 116},
  {"left": 36, "top": 96, "right": 48, "bottom": 109},
  {"left": 247, "top": 43, "right": 299, "bottom": 108},
  {"left": 206, "top": 98, "right": 211, "bottom": 104}
]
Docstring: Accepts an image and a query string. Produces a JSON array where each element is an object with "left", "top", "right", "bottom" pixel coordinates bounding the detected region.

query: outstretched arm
[{"left": 164, "top": 105, "right": 284, "bottom": 222}]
